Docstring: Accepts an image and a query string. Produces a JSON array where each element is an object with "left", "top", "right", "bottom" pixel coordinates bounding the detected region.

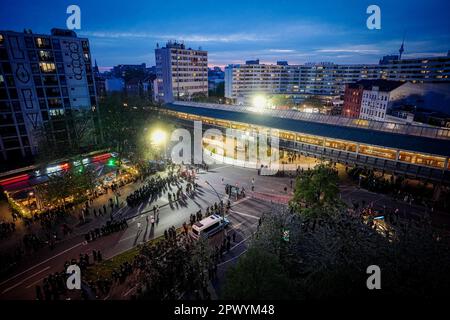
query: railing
[{"left": 172, "top": 101, "right": 450, "bottom": 140}]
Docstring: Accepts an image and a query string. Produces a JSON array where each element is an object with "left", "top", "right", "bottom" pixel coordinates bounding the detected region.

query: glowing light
[
  {"left": 151, "top": 129, "right": 167, "bottom": 146},
  {"left": 0, "top": 174, "right": 29, "bottom": 186},
  {"left": 251, "top": 95, "right": 267, "bottom": 112}
]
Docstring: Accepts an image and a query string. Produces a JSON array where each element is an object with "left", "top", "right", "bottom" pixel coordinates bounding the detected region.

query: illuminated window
[
  {"left": 39, "top": 62, "right": 56, "bottom": 73},
  {"left": 38, "top": 50, "right": 53, "bottom": 61},
  {"left": 35, "top": 37, "right": 50, "bottom": 48}
]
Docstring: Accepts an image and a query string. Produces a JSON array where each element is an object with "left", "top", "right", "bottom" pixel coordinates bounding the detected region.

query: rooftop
[{"left": 164, "top": 101, "right": 450, "bottom": 157}]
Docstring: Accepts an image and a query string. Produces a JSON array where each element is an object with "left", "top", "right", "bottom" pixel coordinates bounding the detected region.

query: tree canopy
[{"left": 290, "top": 163, "right": 344, "bottom": 218}]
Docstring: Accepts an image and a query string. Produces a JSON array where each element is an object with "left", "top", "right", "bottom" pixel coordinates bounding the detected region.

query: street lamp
[
  {"left": 205, "top": 180, "right": 225, "bottom": 219},
  {"left": 251, "top": 95, "right": 267, "bottom": 112},
  {"left": 151, "top": 129, "right": 167, "bottom": 159}
]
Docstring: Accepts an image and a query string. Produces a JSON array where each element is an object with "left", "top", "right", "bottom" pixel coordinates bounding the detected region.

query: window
[
  {"left": 52, "top": 39, "right": 61, "bottom": 50},
  {"left": 35, "top": 37, "right": 51, "bottom": 48},
  {"left": 31, "top": 63, "right": 40, "bottom": 74},
  {"left": 8, "top": 88, "right": 18, "bottom": 99},
  {"left": 2, "top": 62, "right": 12, "bottom": 73},
  {"left": 0, "top": 48, "right": 8, "bottom": 60},
  {"left": 59, "top": 75, "right": 66, "bottom": 85},
  {"left": 24, "top": 37, "right": 34, "bottom": 48},
  {"left": 33, "top": 76, "right": 42, "bottom": 86},
  {"left": 39, "top": 62, "right": 56, "bottom": 73},
  {"left": 27, "top": 50, "right": 37, "bottom": 61},
  {"left": 38, "top": 50, "right": 53, "bottom": 62},
  {"left": 54, "top": 51, "right": 63, "bottom": 62}
]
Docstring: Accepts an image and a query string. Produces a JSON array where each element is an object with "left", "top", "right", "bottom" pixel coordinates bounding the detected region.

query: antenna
[{"left": 399, "top": 31, "right": 406, "bottom": 60}]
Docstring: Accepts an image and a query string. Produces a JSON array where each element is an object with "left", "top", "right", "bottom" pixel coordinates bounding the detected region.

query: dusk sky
[{"left": 1, "top": 0, "right": 449, "bottom": 70}]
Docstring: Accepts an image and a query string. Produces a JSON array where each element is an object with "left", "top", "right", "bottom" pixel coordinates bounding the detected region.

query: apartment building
[
  {"left": 155, "top": 41, "right": 208, "bottom": 103},
  {"left": 225, "top": 53, "right": 450, "bottom": 103},
  {"left": 0, "top": 28, "right": 98, "bottom": 165}
]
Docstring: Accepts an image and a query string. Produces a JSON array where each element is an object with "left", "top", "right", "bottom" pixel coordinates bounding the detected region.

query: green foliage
[
  {"left": 36, "top": 165, "right": 96, "bottom": 206},
  {"left": 35, "top": 108, "right": 98, "bottom": 164},
  {"left": 301, "top": 97, "right": 324, "bottom": 109},
  {"left": 290, "top": 163, "right": 344, "bottom": 218},
  {"left": 270, "top": 95, "right": 295, "bottom": 107},
  {"left": 222, "top": 247, "right": 294, "bottom": 300},
  {"left": 209, "top": 82, "right": 224, "bottom": 97},
  {"left": 236, "top": 205, "right": 450, "bottom": 300}
]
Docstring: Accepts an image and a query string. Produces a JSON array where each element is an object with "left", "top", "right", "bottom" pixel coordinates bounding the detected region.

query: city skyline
[{"left": 1, "top": 0, "right": 449, "bottom": 69}]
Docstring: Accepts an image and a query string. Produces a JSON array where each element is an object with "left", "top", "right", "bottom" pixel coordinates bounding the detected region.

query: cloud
[
  {"left": 267, "top": 49, "right": 296, "bottom": 53},
  {"left": 316, "top": 45, "right": 381, "bottom": 54},
  {"left": 80, "top": 31, "right": 267, "bottom": 42}
]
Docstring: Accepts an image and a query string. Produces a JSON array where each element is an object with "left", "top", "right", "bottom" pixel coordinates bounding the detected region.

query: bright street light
[
  {"left": 251, "top": 95, "right": 267, "bottom": 112},
  {"left": 151, "top": 129, "right": 166, "bottom": 146}
]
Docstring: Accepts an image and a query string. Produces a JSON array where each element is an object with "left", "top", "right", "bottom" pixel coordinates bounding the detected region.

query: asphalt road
[{"left": 1, "top": 163, "right": 445, "bottom": 300}]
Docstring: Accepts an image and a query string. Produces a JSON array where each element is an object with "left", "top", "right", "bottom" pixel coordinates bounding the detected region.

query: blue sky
[{"left": 1, "top": 0, "right": 449, "bottom": 69}]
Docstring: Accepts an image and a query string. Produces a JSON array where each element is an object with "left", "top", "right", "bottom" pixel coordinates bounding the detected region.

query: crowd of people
[
  {"left": 35, "top": 249, "right": 103, "bottom": 300},
  {"left": 126, "top": 173, "right": 182, "bottom": 208},
  {"left": 84, "top": 219, "right": 128, "bottom": 242},
  {"left": 0, "top": 220, "right": 15, "bottom": 239}
]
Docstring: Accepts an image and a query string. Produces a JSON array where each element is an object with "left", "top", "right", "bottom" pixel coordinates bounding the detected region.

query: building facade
[
  {"left": 342, "top": 83, "right": 364, "bottom": 118},
  {"left": 359, "top": 81, "right": 404, "bottom": 121},
  {"left": 225, "top": 53, "right": 450, "bottom": 103},
  {"left": 155, "top": 41, "right": 208, "bottom": 103},
  {"left": 0, "top": 28, "right": 98, "bottom": 166}
]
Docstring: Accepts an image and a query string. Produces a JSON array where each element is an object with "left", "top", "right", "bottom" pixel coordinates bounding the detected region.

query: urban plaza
[{"left": 0, "top": 0, "right": 449, "bottom": 317}]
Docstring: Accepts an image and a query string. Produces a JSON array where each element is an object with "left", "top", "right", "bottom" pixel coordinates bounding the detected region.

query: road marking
[
  {"left": 218, "top": 249, "right": 247, "bottom": 267},
  {"left": 123, "top": 286, "right": 135, "bottom": 297},
  {"left": 211, "top": 165, "right": 231, "bottom": 171},
  {"left": 2, "top": 266, "right": 51, "bottom": 294},
  {"left": 26, "top": 275, "right": 48, "bottom": 289},
  {"left": 0, "top": 242, "right": 83, "bottom": 287},
  {"left": 118, "top": 234, "right": 137, "bottom": 243},
  {"left": 229, "top": 209, "right": 260, "bottom": 220},
  {"left": 230, "top": 197, "right": 251, "bottom": 206}
]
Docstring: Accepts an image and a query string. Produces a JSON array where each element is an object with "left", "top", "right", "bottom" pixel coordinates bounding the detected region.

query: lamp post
[
  {"left": 151, "top": 129, "right": 167, "bottom": 160},
  {"left": 205, "top": 180, "right": 224, "bottom": 219}
]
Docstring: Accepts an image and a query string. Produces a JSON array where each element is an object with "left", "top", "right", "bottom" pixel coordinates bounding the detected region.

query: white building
[
  {"left": 359, "top": 80, "right": 405, "bottom": 121},
  {"left": 155, "top": 41, "right": 208, "bottom": 103},
  {"left": 224, "top": 54, "right": 450, "bottom": 103}
]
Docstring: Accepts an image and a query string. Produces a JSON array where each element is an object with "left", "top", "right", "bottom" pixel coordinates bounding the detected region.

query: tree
[
  {"left": 222, "top": 247, "right": 294, "bottom": 300},
  {"left": 290, "top": 163, "right": 343, "bottom": 218},
  {"left": 35, "top": 108, "right": 99, "bottom": 164},
  {"left": 234, "top": 203, "right": 450, "bottom": 300},
  {"left": 36, "top": 165, "right": 95, "bottom": 206},
  {"left": 270, "top": 95, "right": 295, "bottom": 108}
]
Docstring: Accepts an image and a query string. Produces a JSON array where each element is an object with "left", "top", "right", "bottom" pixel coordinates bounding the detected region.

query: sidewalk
[{"left": 0, "top": 169, "right": 181, "bottom": 255}]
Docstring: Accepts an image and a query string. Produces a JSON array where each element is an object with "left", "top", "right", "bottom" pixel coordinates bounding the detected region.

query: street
[{"left": 1, "top": 163, "right": 447, "bottom": 300}]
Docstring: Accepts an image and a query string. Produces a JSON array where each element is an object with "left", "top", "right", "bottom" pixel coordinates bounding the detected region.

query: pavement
[{"left": 1, "top": 163, "right": 449, "bottom": 300}]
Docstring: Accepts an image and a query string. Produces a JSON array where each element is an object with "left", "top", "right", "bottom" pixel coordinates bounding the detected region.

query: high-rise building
[
  {"left": 155, "top": 41, "right": 208, "bottom": 103},
  {"left": 225, "top": 53, "right": 450, "bottom": 103},
  {"left": 0, "top": 28, "right": 98, "bottom": 166}
]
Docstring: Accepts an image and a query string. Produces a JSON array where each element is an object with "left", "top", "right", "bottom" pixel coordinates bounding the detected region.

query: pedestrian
[{"left": 35, "top": 285, "right": 43, "bottom": 300}]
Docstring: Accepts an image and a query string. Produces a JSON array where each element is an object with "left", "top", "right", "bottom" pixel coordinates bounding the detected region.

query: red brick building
[{"left": 342, "top": 83, "right": 364, "bottom": 118}]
